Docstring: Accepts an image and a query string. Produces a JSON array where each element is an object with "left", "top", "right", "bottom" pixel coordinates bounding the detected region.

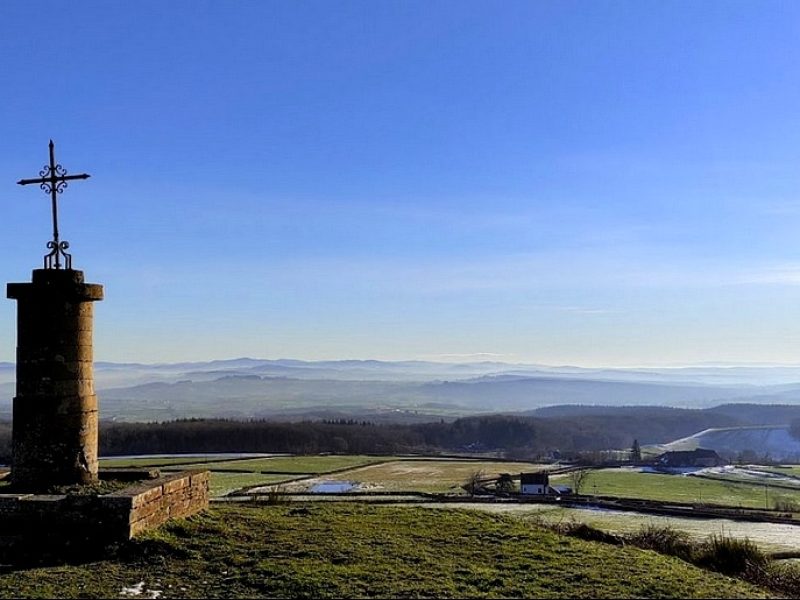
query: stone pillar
[{"left": 6, "top": 269, "right": 103, "bottom": 489}]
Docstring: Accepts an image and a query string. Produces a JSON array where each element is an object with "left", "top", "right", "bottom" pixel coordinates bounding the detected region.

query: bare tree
[
  {"left": 464, "top": 469, "right": 486, "bottom": 496},
  {"left": 569, "top": 468, "right": 589, "bottom": 495}
]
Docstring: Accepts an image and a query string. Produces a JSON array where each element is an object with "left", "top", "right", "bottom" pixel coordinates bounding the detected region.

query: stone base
[
  {"left": 0, "top": 470, "right": 209, "bottom": 559},
  {"left": 103, "top": 470, "right": 210, "bottom": 538}
]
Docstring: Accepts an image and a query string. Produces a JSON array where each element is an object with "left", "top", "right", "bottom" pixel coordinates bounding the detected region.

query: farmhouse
[
  {"left": 655, "top": 448, "right": 722, "bottom": 468},
  {"left": 520, "top": 472, "right": 550, "bottom": 495}
]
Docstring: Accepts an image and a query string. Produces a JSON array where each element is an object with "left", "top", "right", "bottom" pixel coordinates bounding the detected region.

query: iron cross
[{"left": 17, "top": 140, "right": 90, "bottom": 269}]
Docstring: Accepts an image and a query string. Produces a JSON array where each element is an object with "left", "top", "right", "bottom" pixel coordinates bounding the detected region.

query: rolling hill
[{"left": 4, "top": 359, "right": 800, "bottom": 421}]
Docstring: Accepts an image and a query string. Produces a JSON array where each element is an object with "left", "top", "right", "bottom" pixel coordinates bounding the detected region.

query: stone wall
[
  {"left": 103, "top": 470, "right": 210, "bottom": 538},
  {"left": 0, "top": 470, "right": 209, "bottom": 547}
]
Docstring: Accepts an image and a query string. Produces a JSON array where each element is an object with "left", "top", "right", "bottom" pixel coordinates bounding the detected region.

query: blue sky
[{"left": 2, "top": 1, "right": 800, "bottom": 365}]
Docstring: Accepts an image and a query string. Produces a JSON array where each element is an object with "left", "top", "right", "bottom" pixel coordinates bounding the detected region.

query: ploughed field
[{"left": 0, "top": 504, "right": 770, "bottom": 599}]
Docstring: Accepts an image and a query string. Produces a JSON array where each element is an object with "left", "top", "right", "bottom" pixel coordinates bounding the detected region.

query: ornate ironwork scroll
[
  {"left": 44, "top": 240, "right": 72, "bottom": 270},
  {"left": 16, "top": 140, "right": 90, "bottom": 269}
]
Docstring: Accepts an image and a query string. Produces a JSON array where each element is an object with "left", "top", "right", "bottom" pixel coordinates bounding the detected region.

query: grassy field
[
  {"left": 98, "top": 455, "right": 411, "bottom": 497},
  {"left": 77, "top": 456, "right": 800, "bottom": 503},
  {"left": 99, "top": 456, "right": 256, "bottom": 468},
  {"left": 208, "top": 473, "right": 290, "bottom": 497},
  {"left": 753, "top": 465, "right": 800, "bottom": 477},
  {"left": 165, "top": 455, "right": 400, "bottom": 474},
  {"left": 315, "top": 460, "right": 549, "bottom": 493},
  {"left": 97, "top": 456, "right": 796, "bottom": 501},
  {"left": 417, "top": 503, "right": 800, "bottom": 554},
  {"left": 551, "top": 469, "right": 800, "bottom": 509},
  {"left": 0, "top": 504, "right": 770, "bottom": 598},
  {"left": 98, "top": 455, "right": 549, "bottom": 497}
]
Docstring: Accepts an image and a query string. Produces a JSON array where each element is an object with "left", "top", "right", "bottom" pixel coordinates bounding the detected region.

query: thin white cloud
[{"left": 739, "top": 264, "right": 800, "bottom": 285}]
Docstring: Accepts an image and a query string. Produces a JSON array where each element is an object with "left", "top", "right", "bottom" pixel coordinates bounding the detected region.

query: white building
[{"left": 520, "top": 472, "right": 549, "bottom": 495}]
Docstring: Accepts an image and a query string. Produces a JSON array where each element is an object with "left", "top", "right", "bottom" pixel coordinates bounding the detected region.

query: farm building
[
  {"left": 520, "top": 472, "right": 550, "bottom": 495},
  {"left": 655, "top": 448, "right": 722, "bottom": 468}
]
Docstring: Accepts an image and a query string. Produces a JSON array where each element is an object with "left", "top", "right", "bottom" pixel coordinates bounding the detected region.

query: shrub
[
  {"left": 695, "top": 534, "right": 767, "bottom": 576},
  {"left": 628, "top": 525, "right": 694, "bottom": 562},
  {"left": 555, "top": 521, "right": 624, "bottom": 546},
  {"left": 265, "top": 483, "right": 288, "bottom": 505},
  {"left": 542, "top": 518, "right": 799, "bottom": 595}
]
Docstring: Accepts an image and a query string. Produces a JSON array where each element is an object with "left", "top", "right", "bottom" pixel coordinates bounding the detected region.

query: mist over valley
[{"left": 4, "top": 358, "right": 800, "bottom": 424}]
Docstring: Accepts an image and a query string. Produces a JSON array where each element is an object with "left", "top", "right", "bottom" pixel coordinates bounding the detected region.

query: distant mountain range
[{"left": 5, "top": 358, "right": 800, "bottom": 422}]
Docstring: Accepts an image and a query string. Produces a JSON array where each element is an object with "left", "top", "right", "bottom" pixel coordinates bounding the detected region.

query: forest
[
  {"left": 0, "top": 404, "right": 774, "bottom": 463},
  {"left": 0, "top": 404, "right": 796, "bottom": 464}
]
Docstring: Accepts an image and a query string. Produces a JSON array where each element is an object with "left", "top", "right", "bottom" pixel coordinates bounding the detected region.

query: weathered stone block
[
  {"left": 16, "top": 378, "right": 95, "bottom": 397},
  {"left": 190, "top": 471, "right": 210, "bottom": 485},
  {"left": 13, "top": 394, "right": 97, "bottom": 416},
  {"left": 169, "top": 498, "right": 197, "bottom": 517},
  {"left": 130, "top": 485, "right": 164, "bottom": 509},
  {"left": 129, "top": 501, "right": 164, "bottom": 524},
  {"left": 130, "top": 510, "right": 171, "bottom": 537},
  {"left": 100, "top": 495, "right": 134, "bottom": 511},
  {"left": 162, "top": 476, "right": 190, "bottom": 495},
  {"left": 17, "top": 356, "right": 94, "bottom": 380}
]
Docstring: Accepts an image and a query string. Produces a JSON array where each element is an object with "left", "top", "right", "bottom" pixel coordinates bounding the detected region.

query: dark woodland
[{"left": 2, "top": 404, "right": 794, "bottom": 463}]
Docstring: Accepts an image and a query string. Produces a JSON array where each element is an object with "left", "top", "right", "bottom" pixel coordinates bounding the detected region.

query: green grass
[
  {"left": 417, "top": 503, "right": 800, "bottom": 554},
  {"left": 750, "top": 466, "right": 800, "bottom": 477},
  {"left": 0, "top": 504, "right": 770, "bottom": 598},
  {"left": 552, "top": 469, "right": 800, "bottom": 509},
  {"left": 99, "top": 456, "right": 231, "bottom": 468},
  {"left": 170, "top": 455, "right": 400, "bottom": 474},
  {"left": 209, "top": 473, "right": 291, "bottom": 497}
]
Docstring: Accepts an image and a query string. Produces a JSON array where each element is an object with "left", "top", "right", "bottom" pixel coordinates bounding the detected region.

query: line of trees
[
  {"left": 95, "top": 414, "right": 645, "bottom": 458},
  {"left": 2, "top": 415, "right": 567, "bottom": 463},
  {"left": 0, "top": 407, "right": 756, "bottom": 464}
]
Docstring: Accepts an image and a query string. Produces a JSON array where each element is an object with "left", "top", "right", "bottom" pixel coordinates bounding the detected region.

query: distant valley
[{"left": 5, "top": 358, "right": 800, "bottom": 422}]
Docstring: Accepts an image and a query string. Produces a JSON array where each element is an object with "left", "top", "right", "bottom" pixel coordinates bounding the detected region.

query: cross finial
[{"left": 17, "top": 140, "right": 91, "bottom": 269}]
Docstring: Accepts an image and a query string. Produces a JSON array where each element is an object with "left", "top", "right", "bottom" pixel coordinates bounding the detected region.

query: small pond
[{"left": 310, "top": 481, "right": 358, "bottom": 493}]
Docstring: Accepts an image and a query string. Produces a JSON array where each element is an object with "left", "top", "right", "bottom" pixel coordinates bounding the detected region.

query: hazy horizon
[{"left": 6, "top": 354, "right": 800, "bottom": 371}]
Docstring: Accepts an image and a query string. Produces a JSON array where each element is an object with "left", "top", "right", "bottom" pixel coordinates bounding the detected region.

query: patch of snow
[
  {"left": 638, "top": 465, "right": 704, "bottom": 475},
  {"left": 664, "top": 426, "right": 800, "bottom": 461},
  {"left": 121, "top": 582, "right": 144, "bottom": 596},
  {"left": 689, "top": 465, "right": 800, "bottom": 487},
  {"left": 120, "top": 582, "right": 162, "bottom": 599}
]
